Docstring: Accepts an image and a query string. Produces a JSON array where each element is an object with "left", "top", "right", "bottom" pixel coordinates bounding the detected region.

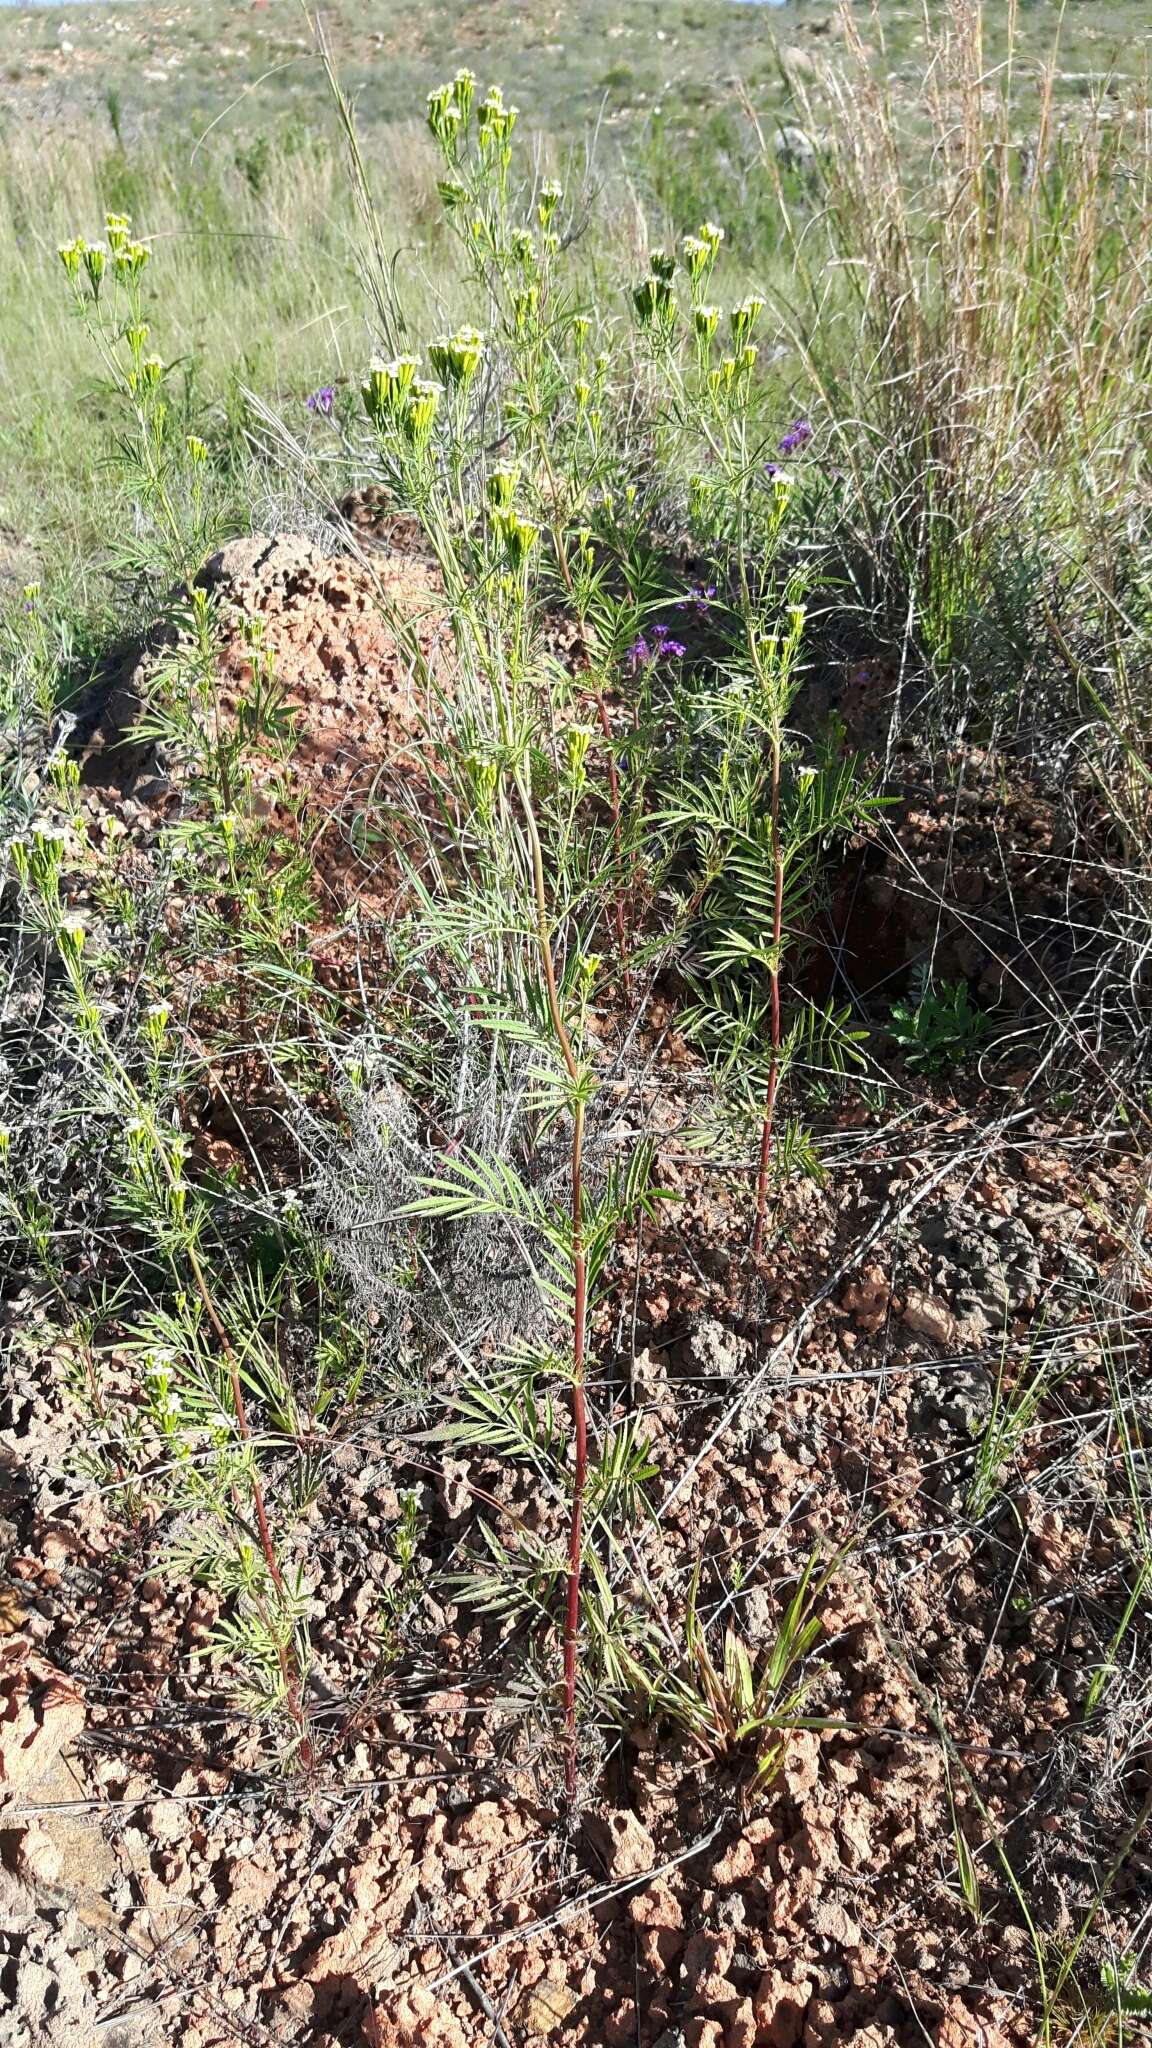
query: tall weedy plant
[
  {"left": 349, "top": 70, "right": 872, "bottom": 1790},
  {"left": 58, "top": 213, "right": 220, "bottom": 582}
]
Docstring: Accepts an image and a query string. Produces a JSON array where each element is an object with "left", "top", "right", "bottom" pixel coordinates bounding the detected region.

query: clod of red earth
[
  {"left": 0, "top": 1640, "right": 84, "bottom": 1801},
  {"left": 198, "top": 531, "right": 448, "bottom": 789},
  {"left": 630, "top": 1876, "right": 686, "bottom": 1971},
  {"left": 935, "top": 1997, "right": 1020, "bottom": 2048},
  {"left": 898, "top": 1287, "right": 957, "bottom": 1347},
  {"left": 585, "top": 1804, "right": 658, "bottom": 1878},
  {"left": 753, "top": 1968, "right": 813, "bottom": 2048},
  {"left": 841, "top": 1263, "right": 891, "bottom": 1334}
]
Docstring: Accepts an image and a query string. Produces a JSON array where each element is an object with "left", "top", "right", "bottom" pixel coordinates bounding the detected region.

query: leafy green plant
[
  {"left": 650, "top": 1549, "right": 836, "bottom": 1799},
  {"left": 889, "top": 971, "right": 990, "bottom": 1074},
  {"left": 1100, "top": 1955, "right": 1152, "bottom": 2022},
  {"left": 966, "top": 1342, "right": 1049, "bottom": 1520},
  {"left": 57, "top": 211, "right": 221, "bottom": 582}
]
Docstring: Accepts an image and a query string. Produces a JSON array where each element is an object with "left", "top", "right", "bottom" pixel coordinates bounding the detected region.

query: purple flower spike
[
  {"left": 306, "top": 386, "right": 336, "bottom": 416},
  {"left": 778, "top": 416, "right": 813, "bottom": 455}
]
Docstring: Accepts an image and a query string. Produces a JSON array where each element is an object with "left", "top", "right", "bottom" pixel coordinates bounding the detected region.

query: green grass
[{"left": 4, "top": 0, "right": 1152, "bottom": 598}]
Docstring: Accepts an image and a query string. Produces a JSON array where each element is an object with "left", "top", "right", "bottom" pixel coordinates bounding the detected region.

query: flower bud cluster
[
  {"left": 59, "top": 212, "right": 150, "bottom": 301},
  {"left": 362, "top": 356, "right": 443, "bottom": 449},
  {"left": 428, "top": 326, "right": 485, "bottom": 388}
]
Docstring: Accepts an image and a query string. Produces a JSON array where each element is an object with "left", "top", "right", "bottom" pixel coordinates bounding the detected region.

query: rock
[
  {"left": 15, "top": 1751, "right": 117, "bottom": 1924},
  {"left": 197, "top": 530, "right": 318, "bottom": 604},
  {"left": 514, "top": 1973, "right": 578, "bottom": 2036},
  {"left": 438, "top": 1456, "right": 472, "bottom": 1523},
  {"left": 781, "top": 1729, "right": 821, "bottom": 1799},
  {"left": 725, "top": 2002, "right": 758, "bottom": 2048},
  {"left": 0, "top": 1644, "right": 85, "bottom": 1802},
  {"left": 630, "top": 1877, "right": 685, "bottom": 1970},
  {"left": 841, "top": 1264, "right": 891, "bottom": 1334},
  {"left": 712, "top": 1834, "right": 757, "bottom": 1886},
  {"left": 754, "top": 1968, "right": 813, "bottom": 2047},
  {"left": 900, "top": 1290, "right": 956, "bottom": 1347},
  {"left": 0, "top": 1863, "right": 101, "bottom": 2046},
  {"left": 13, "top": 1820, "right": 62, "bottom": 1886},
  {"left": 837, "top": 1796, "right": 873, "bottom": 1871},
  {"left": 908, "top": 1366, "right": 994, "bottom": 1441},
  {"left": 587, "top": 1806, "right": 656, "bottom": 1879},
  {"left": 684, "top": 2023, "right": 725, "bottom": 2048},
  {"left": 688, "top": 1968, "right": 742, "bottom": 2022},
  {"left": 685, "top": 1318, "right": 749, "bottom": 1385},
  {"left": 149, "top": 1798, "right": 191, "bottom": 1844},
  {"left": 936, "top": 1997, "right": 1018, "bottom": 2048},
  {"left": 452, "top": 1799, "right": 505, "bottom": 1851},
  {"left": 808, "top": 1895, "right": 861, "bottom": 1949}
]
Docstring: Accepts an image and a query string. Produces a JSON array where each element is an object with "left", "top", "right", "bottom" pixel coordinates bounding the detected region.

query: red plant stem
[
  {"left": 520, "top": 778, "right": 588, "bottom": 1804},
  {"left": 582, "top": 688, "right": 627, "bottom": 983},
  {"left": 752, "top": 724, "right": 785, "bottom": 1264},
  {"left": 551, "top": 517, "right": 629, "bottom": 991},
  {"left": 562, "top": 1102, "right": 588, "bottom": 1802},
  {"left": 588, "top": 682, "right": 631, "bottom": 988}
]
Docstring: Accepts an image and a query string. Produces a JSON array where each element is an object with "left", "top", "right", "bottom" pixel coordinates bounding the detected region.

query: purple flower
[
  {"left": 678, "top": 581, "right": 716, "bottom": 619},
  {"left": 778, "top": 417, "right": 813, "bottom": 456},
  {"left": 306, "top": 386, "right": 336, "bottom": 416},
  {"left": 627, "top": 624, "right": 685, "bottom": 674}
]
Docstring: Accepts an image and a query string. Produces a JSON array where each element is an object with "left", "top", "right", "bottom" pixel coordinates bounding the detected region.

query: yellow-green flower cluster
[
  {"left": 59, "top": 212, "right": 150, "bottom": 301},
  {"left": 428, "top": 326, "right": 485, "bottom": 388},
  {"left": 104, "top": 212, "right": 150, "bottom": 280},
  {"left": 426, "top": 68, "right": 475, "bottom": 151},
  {"left": 512, "top": 284, "right": 539, "bottom": 336},
  {"left": 488, "top": 504, "right": 540, "bottom": 567},
  {"left": 510, "top": 226, "right": 536, "bottom": 271},
  {"left": 486, "top": 463, "right": 520, "bottom": 510},
  {"left": 537, "top": 179, "right": 563, "bottom": 230},
  {"left": 680, "top": 220, "right": 724, "bottom": 300},
  {"left": 477, "top": 84, "right": 518, "bottom": 153},
  {"left": 362, "top": 356, "right": 442, "bottom": 449},
  {"left": 730, "top": 294, "right": 765, "bottom": 350},
  {"left": 633, "top": 249, "right": 679, "bottom": 340}
]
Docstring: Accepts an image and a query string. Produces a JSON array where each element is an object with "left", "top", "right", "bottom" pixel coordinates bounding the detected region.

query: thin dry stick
[{"left": 518, "top": 774, "right": 588, "bottom": 1804}]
